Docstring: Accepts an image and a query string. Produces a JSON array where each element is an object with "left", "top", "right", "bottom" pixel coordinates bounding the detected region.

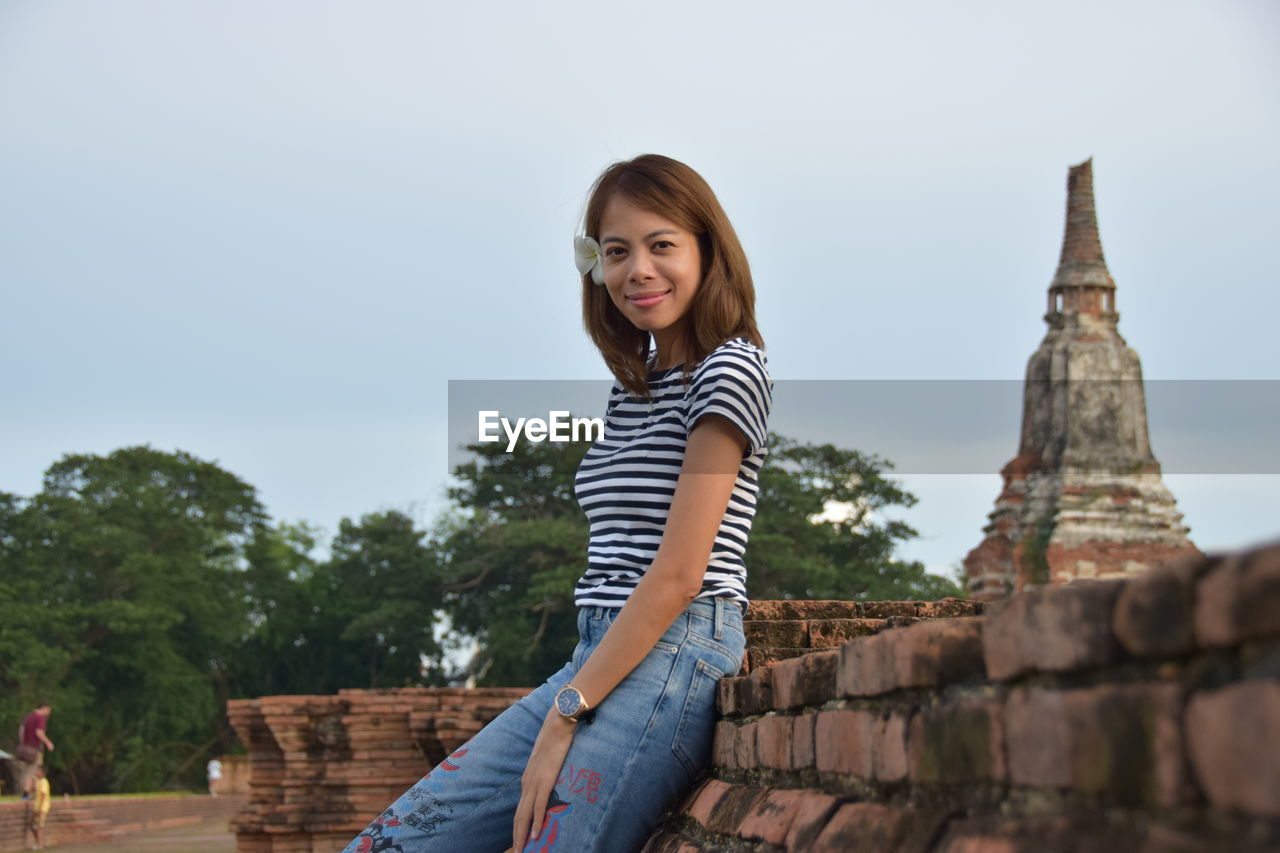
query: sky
[{"left": 2, "top": 0, "right": 1278, "bottom": 580}]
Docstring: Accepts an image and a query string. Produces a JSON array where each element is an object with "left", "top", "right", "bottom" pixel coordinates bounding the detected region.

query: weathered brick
[
  {"left": 682, "top": 778, "right": 731, "bottom": 828},
  {"left": 1186, "top": 679, "right": 1280, "bottom": 817},
  {"left": 748, "top": 600, "right": 862, "bottom": 620},
  {"left": 734, "top": 720, "right": 758, "bottom": 770},
  {"left": 839, "top": 618, "right": 986, "bottom": 697},
  {"left": 746, "top": 647, "right": 810, "bottom": 671},
  {"left": 1113, "top": 554, "right": 1204, "bottom": 658},
  {"left": 755, "top": 714, "right": 793, "bottom": 769},
  {"left": 783, "top": 791, "right": 842, "bottom": 852},
  {"left": 771, "top": 649, "right": 838, "bottom": 710},
  {"left": 872, "top": 710, "right": 911, "bottom": 782},
  {"left": 918, "top": 597, "right": 985, "bottom": 618},
  {"left": 716, "top": 677, "right": 739, "bottom": 716},
  {"left": 737, "top": 787, "right": 810, "bottom": 845},
  {"left": 703, "top": 783, "right": 769, "bottom": 836},
  {"left": 814, "top": 709, "right": 874, "bottom": 777},
  {"left": 745, "top": 619, "right": 809, "bottom": 648},
  {"left": 712, "top": 720, "right": 737, "bottom": 769},
  {"left": 909, "top": 697, "right": 1005, "bottom": 783},
  {"left": 735, "top": 665, "right": 774, "bottom": 716},
  {"left": 808, "top": 618, "right": 884, "bottom": 648},
  {"left": 1005, "top": 687, "right": 1071, "bottom": 789},
  {"left": 861, "top": 601, "right": 925, "bottom": 618},
  {"left": 837, "top": 634, "right": 890, "bottom": 697},
  {"left": 810, "top": 802, "right": 947, "bottom": 853},
  {"left": 744, "top": 600, "right": 789, "bottom": 621},
  {"left": 1195, "top": 546, "right": 1280, "bottom": 648},
  {"left": 983, "top": 580, "right": 1124, "bottom": 680},
  {"left": 791, "top": 711, "right": 815, "bottom": 770},
  {"left": 1005, "top": 683, "right": 1188, "bottom": 806}
]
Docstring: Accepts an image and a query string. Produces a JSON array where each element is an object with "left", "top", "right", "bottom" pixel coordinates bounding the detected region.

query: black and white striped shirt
[{"left": 573, "top": 338, "right": 773, "bottom": 609}]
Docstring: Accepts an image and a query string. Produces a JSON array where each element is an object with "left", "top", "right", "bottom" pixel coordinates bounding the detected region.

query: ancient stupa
[{"left": 963, "top": 159, "right": 1199, "bottom": 600}]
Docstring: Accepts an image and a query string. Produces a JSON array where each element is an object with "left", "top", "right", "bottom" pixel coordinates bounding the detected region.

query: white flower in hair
[{"left": 574, "top": 235, "right": 606, "bottom": 286}]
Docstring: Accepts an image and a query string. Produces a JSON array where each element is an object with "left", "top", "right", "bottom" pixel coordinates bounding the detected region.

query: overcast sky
[{"left": 3, "top": 0, "right": 1277, "bottom": 578}]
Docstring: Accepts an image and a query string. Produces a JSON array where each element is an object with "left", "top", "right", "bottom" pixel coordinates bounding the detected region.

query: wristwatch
[{"left": 553, "top": 684, "right": 593, "bottom": 723}]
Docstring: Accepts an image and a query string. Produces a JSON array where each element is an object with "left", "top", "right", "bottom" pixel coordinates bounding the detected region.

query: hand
[{"left": 512, "top": 709, "right": 576, "bottom": 851}]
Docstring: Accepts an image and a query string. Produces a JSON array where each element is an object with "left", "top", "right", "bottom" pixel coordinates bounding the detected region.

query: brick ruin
[
  {"left": 228, "top": 687, "right": 528, "bottom": 852},
  {"left": 650, "top": 542, "right": 1280, "bottom": 851},
  {"left": 228, "top": 546, "right": 1280, "bottom": 851},
  {"left": 964, "top": 159, "right": 1199, "bottom": 599}
]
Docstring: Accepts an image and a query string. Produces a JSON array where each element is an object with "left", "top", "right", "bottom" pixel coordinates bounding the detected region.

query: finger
[
  {"left": 513, "top": 797, "right": 530, "bottom": 851},
  {"left": 530, "top": 790, "right": 547, "bottom": 843}
]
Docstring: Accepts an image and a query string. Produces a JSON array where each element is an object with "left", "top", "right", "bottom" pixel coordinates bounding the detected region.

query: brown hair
[{"left": 581, "top": 154, "right": 762, "bottom": 397}]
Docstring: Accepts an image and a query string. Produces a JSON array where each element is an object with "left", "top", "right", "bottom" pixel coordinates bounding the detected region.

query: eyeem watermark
[
  {"left": 478, "top": 410, "right": 605, "bottom": 452},
  {"left": 450, "top": 379, "right": 1280, "bottom": 473}
]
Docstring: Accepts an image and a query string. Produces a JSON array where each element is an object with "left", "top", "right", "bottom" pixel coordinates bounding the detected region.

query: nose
[{"left": 628, "top": 249, "right": 656, "bottom": 283}]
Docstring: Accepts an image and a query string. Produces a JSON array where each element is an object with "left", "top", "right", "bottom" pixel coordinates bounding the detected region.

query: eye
[
  {"left": 604, "top": 246, "right": 626, "bottom": 258},
  {"left": 653, "top": 240, "right": 675, "bottom": 250}
]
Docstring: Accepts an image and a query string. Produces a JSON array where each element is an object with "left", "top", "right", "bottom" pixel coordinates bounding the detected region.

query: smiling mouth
[{"left": 628, "top": 290, "right": 670, "bottom": 308}]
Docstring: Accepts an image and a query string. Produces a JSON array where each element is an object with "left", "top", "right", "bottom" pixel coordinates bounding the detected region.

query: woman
[{"left": 343, "top": 154, "right": 771, "bottom": 853}]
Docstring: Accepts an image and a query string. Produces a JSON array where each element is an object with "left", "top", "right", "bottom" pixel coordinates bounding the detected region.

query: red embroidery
[
  {"left": 440, "top": 748, "right": 468, "bottom": 772},
  {"left": 559, "top": 766, "right": 603, "bottom": 803}
]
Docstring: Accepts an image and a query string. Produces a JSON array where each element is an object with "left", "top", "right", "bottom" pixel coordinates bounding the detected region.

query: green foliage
[
  {"left": 229, "top": 511, "right": 448, "bottom": 698},
  {"left": 0, "top": 446, "right": 266, "bottom": 794},
  {"left": 750, "top": 437, "right": 963, "bottom": 601},
  {"left": 438, "top": 439, "right": 591, "bottom": 686}
]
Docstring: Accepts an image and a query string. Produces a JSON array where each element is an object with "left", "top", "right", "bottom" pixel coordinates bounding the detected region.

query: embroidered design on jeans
[
  {"left": 557, "top": 763, "right": 604, "bottom": 803},
  {"left": 352, "top": 810, "right": 406, "bottom": 853},
  {"left": 401, "top": 747, "right": 469, "bottom": 834},
  {"left": 521, "top": 788, "right": 572, "bottom": 853}
]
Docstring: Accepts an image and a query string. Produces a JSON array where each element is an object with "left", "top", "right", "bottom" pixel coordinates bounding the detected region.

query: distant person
[
  {"left": 15, "top": 701, "right": 54, "bottom": 794},
  {"left": 206, "top": 757, "right": 222, "bottom": 797},
  {"left": 25, "top": 765, "right": 51, "bottom": 851},
  {"left": 342, "top": 155, "right": 771, "bottom": 852}
]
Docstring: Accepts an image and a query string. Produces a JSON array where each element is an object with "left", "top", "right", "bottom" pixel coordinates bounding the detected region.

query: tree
[
  {"left": 228, "top": 512, "right": 447, "bottom": 697},
  {"left": 438, "top": 438, "right": 592, "bottom": 687},
  {"left": 225, "top": 521, "right": 325, "bottom": 699},
  {"left": 749, "top": 437, "right": 962, "bottom": 601},
  {"left": 0, "top": 446, "right": 267, "bottom": 793}
]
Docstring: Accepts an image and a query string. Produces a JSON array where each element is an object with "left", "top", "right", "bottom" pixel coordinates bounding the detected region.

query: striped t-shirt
[{"left": 573, "top": 337, "right": 773, "bottom": 609}]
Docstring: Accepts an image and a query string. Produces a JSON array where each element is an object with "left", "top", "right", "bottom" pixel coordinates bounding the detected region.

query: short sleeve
[{"left": 684, "top": 341, "right": 772, "bottom": 455}]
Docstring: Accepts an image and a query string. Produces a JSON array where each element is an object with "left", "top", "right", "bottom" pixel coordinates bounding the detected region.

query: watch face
[{"left": 556, "top": 687, "right": 582, "bottom": 717}]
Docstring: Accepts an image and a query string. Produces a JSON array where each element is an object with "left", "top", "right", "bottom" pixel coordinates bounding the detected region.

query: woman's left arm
[{"left": 511, "top": 414, "right": 747, "bottom": 851}]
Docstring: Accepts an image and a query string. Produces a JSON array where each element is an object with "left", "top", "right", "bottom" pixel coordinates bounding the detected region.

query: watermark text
[{"left": 478, "top": 410, "right": 605, "bottom": 452}]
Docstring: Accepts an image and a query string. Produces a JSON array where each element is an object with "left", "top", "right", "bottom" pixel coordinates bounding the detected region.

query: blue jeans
[{"left": 342, "top": 597, "right": 745, "bottom": 853}]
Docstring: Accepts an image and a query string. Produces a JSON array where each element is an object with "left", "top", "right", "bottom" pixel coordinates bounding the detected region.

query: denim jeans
[{"left": 342, "top": 597, "right": 745, "bottom": 853}]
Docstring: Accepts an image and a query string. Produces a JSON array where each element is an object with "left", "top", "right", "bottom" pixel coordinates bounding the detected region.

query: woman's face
[{"left": 598, "top": 195, "right": 702, "bottom": 343}]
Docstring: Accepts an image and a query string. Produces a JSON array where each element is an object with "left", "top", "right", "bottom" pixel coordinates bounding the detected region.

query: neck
[{"left": 651, "top": 329, "right": 686, "bottom": 371}]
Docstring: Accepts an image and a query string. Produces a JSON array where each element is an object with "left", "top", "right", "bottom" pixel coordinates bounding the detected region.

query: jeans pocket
[{"left": 670, "top": 657, "right": 726, "bottom": 778}]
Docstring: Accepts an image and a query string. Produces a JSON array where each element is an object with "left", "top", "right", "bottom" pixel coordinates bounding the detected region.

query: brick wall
[
  {"left": 647, "top": 542, "right": 1280, "bottom": 851},
  {"left": 228, "top": 687, "right": 530, "bottom": 853},
  {"left": 0, "top": 793, "right": 244, "bottom": 852},
  {"left": 213, "top": 754, "right": 251, "bottom": 796}
]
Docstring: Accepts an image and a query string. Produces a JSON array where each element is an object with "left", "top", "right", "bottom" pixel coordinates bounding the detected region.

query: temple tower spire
[
  {"left": 1046, "top": 158, "right": 1119, "bottom": 326},
  {"left": 963, "top": 160, "right": 1198, "bottom": 599}
]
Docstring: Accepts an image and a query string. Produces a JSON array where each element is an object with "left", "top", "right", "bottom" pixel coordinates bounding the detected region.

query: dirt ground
[{"left": 42, "top": 818, "right": 235, "bottom": 853}]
